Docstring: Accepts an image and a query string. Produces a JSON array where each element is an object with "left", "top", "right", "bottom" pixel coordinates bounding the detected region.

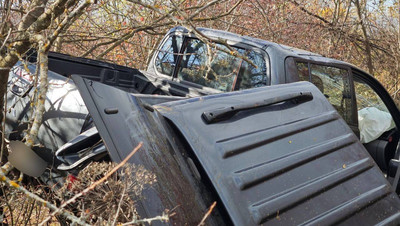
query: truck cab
[{"left": 147, "top": 26, "right": 400, "bottom": 174}]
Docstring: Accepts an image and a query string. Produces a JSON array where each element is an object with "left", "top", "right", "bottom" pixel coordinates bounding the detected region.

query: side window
[
  {"left": 177, "top": 38, "right": 268, "bottom": 92},
  {"left": 296, "top": 62, "right": 352, "bottom": 124},
  {"left": 155, "top": 35, "right": 182, "bottom": 76},
  {"left": 354, "top": 77, "right": 395, "bottom": 143}
]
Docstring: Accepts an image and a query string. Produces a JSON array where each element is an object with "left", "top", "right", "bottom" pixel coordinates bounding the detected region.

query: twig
[
  {"left": 159, "top": 0, "right": 256, "bottom": 68},
  {"left": 47, "top": 0, "right": 92, "bottom": 47},
  {"left": 288, "top": 0, "right": 392, "bottom": 57},
  {"left": 0, "top": 88, "right": 7, "bottom": 163},
  {"left": 2, "top": 185, "right": 15, "bottom": 224},
  {"left": 112, "top": 186, "right": 126, "bottom": 226},
  {"left": 0, "top": 163, "right": 89, "bottom": 225},
  {"left": 121, "top": 213, "right": 169, "bottom": 225},
  {"left": 393, "top": 87, "right": 400, "bottom": 97},
  {"left": 0, "top": 28, "right": 12, "bottom": 51},
  {"left": 1, "top": 161, "right": 14, "bottom": 175},
  {"left": 39, "top": 142, "right": 143, "bottom": 225},
  {"left": 24, "top": 199, "right": 36, "bottom": 226},
  {"left": 197, "top": 201, "right": 217, "bottom": 226}
]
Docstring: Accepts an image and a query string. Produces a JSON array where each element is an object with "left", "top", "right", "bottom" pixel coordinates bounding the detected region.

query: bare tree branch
[
  {"left": 40, "top": 142, "right": 143, "bottom": 225},
  {"left": 48, "top": 0, "right": 92, "bottom": 46},
  {"left": 24, "top": 37, "right": 48, "bottom": 148},
  {"left": 0, "top": 163, "right": 89, "bottom": 225},
  {"left": 197, "top": 201, "right": 217, "bottom": 226}
]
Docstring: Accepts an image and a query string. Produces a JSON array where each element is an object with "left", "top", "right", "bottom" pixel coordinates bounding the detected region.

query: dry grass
[
  {"left": 56, "top": 162, "right": 157, "bottom": 224},
  {"left": 1, "top": 183, "right": 60, "bottom": 225},
  {"left": 1, "top": 161, "right": 157, "bottom": 225}
]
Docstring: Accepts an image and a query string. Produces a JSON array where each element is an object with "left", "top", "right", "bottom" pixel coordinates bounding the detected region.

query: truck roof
[{"left": 167, "top": 26, "right": 361, "bottom": 72}]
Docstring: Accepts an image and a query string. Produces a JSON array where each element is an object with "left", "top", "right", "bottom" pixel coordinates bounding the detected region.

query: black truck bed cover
[
  {"left": 157, "top": 82, "right": 400, "bottom": 225},
  {"left": 73, "top": 75, "right": 400, "bottom": 225}
]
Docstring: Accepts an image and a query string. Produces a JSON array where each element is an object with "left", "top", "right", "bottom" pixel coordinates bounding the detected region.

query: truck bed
[{"left": 27, "top": 51, "right": 163, "bottom": 95}]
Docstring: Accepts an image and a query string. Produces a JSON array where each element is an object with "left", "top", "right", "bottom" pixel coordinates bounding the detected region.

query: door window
[{"left": 296, "top": 62, "right": 352, "bottom": 124}]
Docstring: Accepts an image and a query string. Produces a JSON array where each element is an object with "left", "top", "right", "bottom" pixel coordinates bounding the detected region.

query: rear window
[
  {"left": 155, "top": 35, "right": 182, "bottom": 76},
  {"left": 177, "top": 38, "right": 268, "bottom": 92}
]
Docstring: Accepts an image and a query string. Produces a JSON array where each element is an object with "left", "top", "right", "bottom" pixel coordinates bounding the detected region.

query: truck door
[
  {"left": 351, "top": 69, "right": 400, "bottom": 172},
  {"left": 292, "top": 59, "right": 400, "bottom": 173}
]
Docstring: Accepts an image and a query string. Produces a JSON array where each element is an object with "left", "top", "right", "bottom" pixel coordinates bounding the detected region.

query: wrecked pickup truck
[{"left": 6, "top": 26, "right": 400, "bottom": 225}]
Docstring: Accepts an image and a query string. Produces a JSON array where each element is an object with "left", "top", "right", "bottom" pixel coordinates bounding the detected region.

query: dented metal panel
[{"left": 156, "top": 81, "right": 400, "bottom": 225}]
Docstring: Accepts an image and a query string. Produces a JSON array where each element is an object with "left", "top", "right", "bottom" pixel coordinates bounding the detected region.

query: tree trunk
[
  {"left": 354, "top": 0, "right": 374, "bottom": 75},
  {"left": 0, "top": 68, "right": 10, "bottom": 124}
]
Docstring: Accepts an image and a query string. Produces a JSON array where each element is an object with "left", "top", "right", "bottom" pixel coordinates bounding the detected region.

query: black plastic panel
[
  {"left": 156, "top": 81, "right": 400, "bottom": 225},
  {"left": 73, "top": 75, "right": 400, "bottom": 225}
]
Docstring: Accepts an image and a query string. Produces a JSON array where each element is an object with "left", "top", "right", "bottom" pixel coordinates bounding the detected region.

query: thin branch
[
  {"left": 0, "top": 87, "right": 7, "bottom": 163},
  {"left": 197, "top": 201, "right": 217, "bottom": 226},
  {"left": 1, "top": 161, "right": 13, "bottom": 175},
  {"left": 94, "top": 22, "right": 173, "bottom": 59},
  {"left": 0, "top": 163, "right": 89, "bottom": 225},
  {"left": 39, "top": 142, "right": 143, "bottom": 225},
  {"left": 186, "top": 0, "right": 222, "bottom": 20},
  {"left": 288, "top": 0, "right": 393, "bottom": 57},
  {"left": 288, "top": 0, "right": 332, "bottom": 25},
  {"left": 112, "top": 186, "right": 126, "bottom": 226},
  {"left": 121, "top": 213, "right": 169, "bottom": 225},
  {"left": 192, "top": 0, "right": 244, "bottom": 22},
  {"left": 47, "top": 0, "right": 92, "bottom": 47},
  {"left": 0, "top": 28, "right": 12, "bottom": 51},
  {"left": 17, "top": 1, "right": 46, "bottom": 32}
]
